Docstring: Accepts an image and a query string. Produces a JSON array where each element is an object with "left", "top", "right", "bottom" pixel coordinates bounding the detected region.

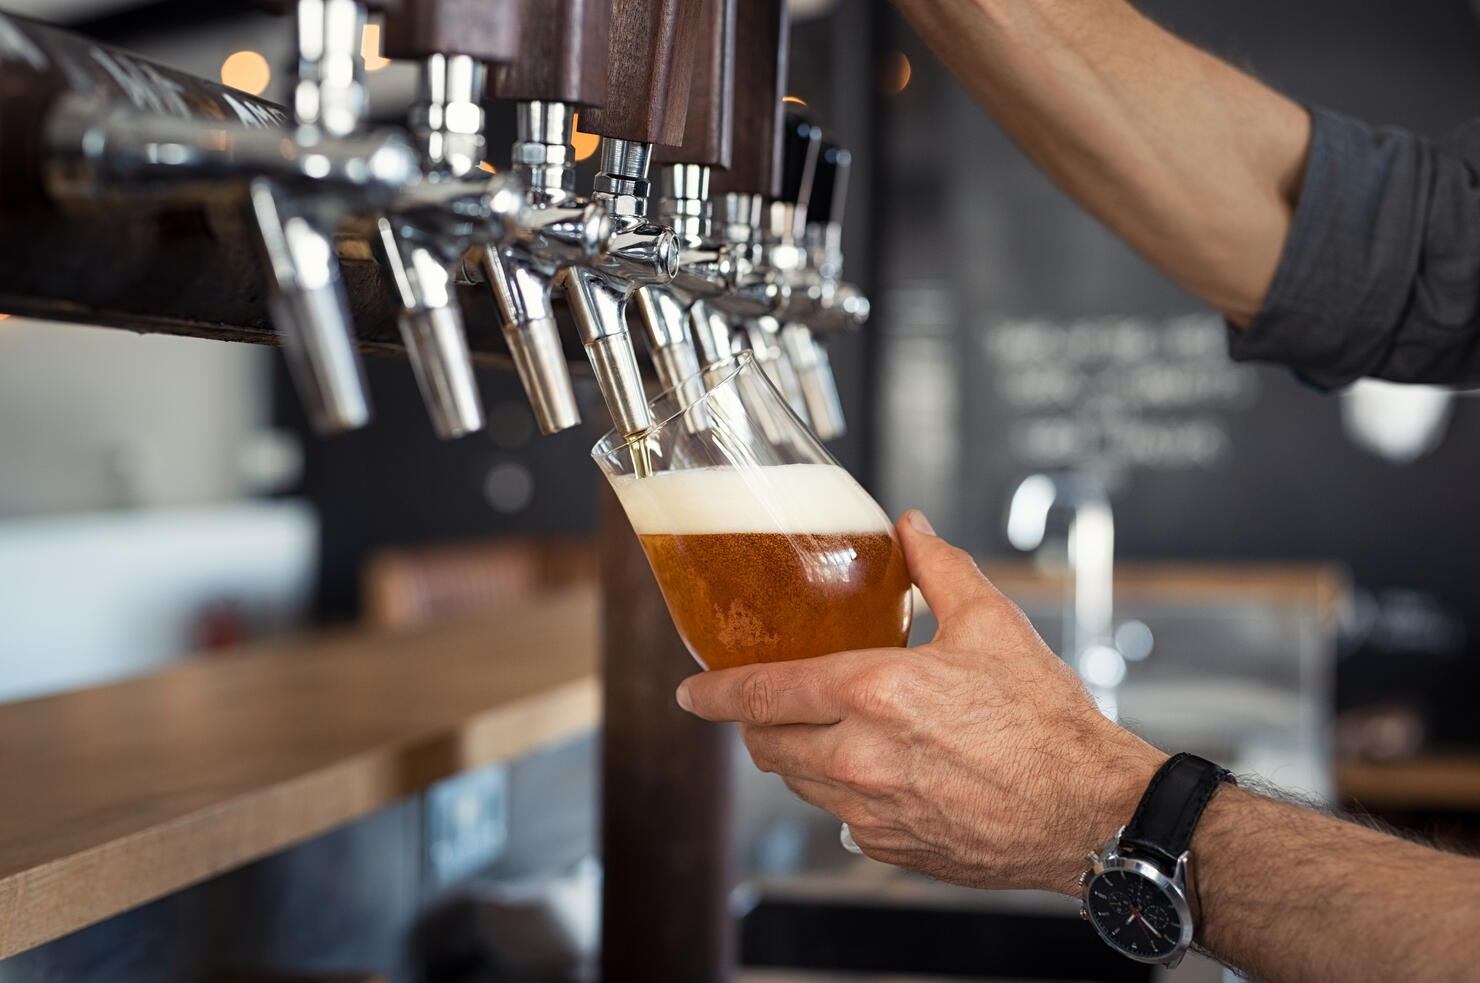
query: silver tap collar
[
  {"left": 292, "top": 0, "right": 369, "bottom": 137},
  {"left": 593, "top": 139, "right": 653, "bottom": 216},
  {"left": 414, "top": 53, "right": 486, "bottom": 178},
  {"left": 658, "top": 163, "right": 713, "bottom": 241},
  {"left": 513, "top": 101, "right": 577, "bottom": 199}
]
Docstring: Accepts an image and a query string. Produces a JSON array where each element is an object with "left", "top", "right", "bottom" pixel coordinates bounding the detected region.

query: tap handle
[
  {"left": 708, "top": 0, "right": 787, "bottom": 197},
  {"left": 651, "top": 0, "right": 735, "bottom": 168},
  {"left": 778, "top": 113, "right": 821, "bottom": 210},
  {"left": 491, "top": 0, "right": 610, "bottom": 106},
  {"left": 808, "top": 141, "right": 851, "bottom": 228},
  {"left": 381, "top": 0, "right": 522, "bottom": 62},
  {"left": 579, "top": 0, "right": 707, "bottom": 146}
]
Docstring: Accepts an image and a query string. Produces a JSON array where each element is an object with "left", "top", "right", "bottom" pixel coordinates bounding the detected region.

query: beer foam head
[{"left": 611, "top": 463, "right": 893, "bottom": 536}]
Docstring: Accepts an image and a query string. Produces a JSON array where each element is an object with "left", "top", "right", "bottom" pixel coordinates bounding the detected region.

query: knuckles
[
  {"left": 739, "top": 668, "right": 778, "bottom": 724},
  {"left": 843, "top": 660, "right": 920, "bottom": 719},
  {"left": 827, "top": 741, "right": 890, "bottom": 792},
  {"left": 738, "top": 723, "right": 780, "bottom": 773}
]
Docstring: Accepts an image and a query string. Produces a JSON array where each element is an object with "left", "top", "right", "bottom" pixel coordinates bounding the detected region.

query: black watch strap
[{"left": 1121, "top": 753, "right": 1234, "bottom": 871}]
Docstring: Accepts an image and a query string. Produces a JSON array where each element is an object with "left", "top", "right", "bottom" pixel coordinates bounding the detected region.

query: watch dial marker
[{"left": 1085, "top": 869, "right": 1184, "bottom": 961}]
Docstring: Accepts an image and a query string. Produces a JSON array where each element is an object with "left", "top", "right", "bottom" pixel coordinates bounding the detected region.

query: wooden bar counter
[{"left": 0, "top": 586, "right": 601, "bottom": 961}]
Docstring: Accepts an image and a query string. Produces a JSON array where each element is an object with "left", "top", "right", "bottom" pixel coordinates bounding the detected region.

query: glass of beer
[{"left": 591, "top": 352, "right": 913, "bottom": 672}]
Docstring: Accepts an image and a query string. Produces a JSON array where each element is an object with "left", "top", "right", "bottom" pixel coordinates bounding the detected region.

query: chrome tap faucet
[
  {"left": 374, "top": 54, "right": 489, "bottom": 438},
  {"left": 373, "top": 0, "right": 538, "bottom": 438},
  {"left": 780, "top": 140, "right": 865, "bottom": 440},
  {"left": 289, "top": 0, "right": 371, "bottom": 138},
  {"left": 44, "top": 0, "right": 413, "bottom": 434},
  {"left": 700, "top": 191, "right": 787, "bottom": 368},
  {"left": 728, "top": 115, "right": 822, "bottom": 423},
  {"left": 475, "top": 101, "right": 617, "bottom": 434},
  {"left": 44, "top": 0, "right": 545, "bottom": 436},
  {"left": 632, "top": 162, "right": 735, "bottom": 392},
  {"left": 257, "top": 0, "right": 381, "bottom": 433},
  {"left": 1007, "top": 473, "right": 1124, "bottom": 718},
  {"left": 557, "top": 138, "right": 678, "bottom": 439}
]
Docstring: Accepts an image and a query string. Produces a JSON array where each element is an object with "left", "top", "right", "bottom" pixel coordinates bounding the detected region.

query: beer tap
[
  {"left": 374, "top": 0, "right": 523, "bottom": 438},
  {"left": 804, "top": 143, "right": 871, "bottom": 334},
  {"left": 631, "top": 0, "right": 736, "bottom": 393},
  {"left": 253, "top": 0, "right": 400, "bottom": 433},
  {"left": 43, "top": 0, "right": 470, "bottom": 435},
  {"left": 562, "top": 0, "right": 705, "bottom": 440},
  {"left": 705, "top": 0, "right": 797, "bottom": 389},
  {"left": 780, "top": 139, "right": 868, "bottom": 439},
  {"left": 474, "top": 0, "right": 627, "bottom": 435},
  {"left": 738, "top": 112, "right": 823, "bottom": 422}
]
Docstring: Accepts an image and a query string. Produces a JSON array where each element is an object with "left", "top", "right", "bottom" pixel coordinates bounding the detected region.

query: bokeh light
[
  {"left": 220, "top": 50, "right": 270, "bottom": 95},
  {"left": 876, "top": 50, "right": 911, "bottom": 96},
  {"left": 361, "top": 23, "right": 390, "bottom": 72},
  {"left": 571, "top": 113, "right": 600, "bottom": 162}
]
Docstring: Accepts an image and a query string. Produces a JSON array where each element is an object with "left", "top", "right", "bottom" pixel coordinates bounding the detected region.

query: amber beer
[{"left": 612, "top": 462, "right": 913, "bottom": 670}]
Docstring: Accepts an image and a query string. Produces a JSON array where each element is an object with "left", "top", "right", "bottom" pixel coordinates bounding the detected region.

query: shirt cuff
[{"left": 1227, "top": 106, "right": 1428, "bottom": 390}]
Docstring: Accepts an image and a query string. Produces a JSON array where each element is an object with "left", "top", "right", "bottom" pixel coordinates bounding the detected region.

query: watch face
[{"left": 1085, "top": 868, "right": 1185, "bottom": 962}]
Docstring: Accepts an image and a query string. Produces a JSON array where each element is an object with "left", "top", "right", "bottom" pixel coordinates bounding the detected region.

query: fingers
[
  {"left": 738, "top": 721, "right": 839, "bottom": 780},
  {"left": 897, "top": 510, "right": 1003, "bottom": 632},
  {"left": 677, "top": 657, "right": 853, "bottom": 726}
]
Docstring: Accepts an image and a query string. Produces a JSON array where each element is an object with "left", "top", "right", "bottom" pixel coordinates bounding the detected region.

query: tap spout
[{"left": 1006, "top": 472, "right": 1116, "bottom": 651}]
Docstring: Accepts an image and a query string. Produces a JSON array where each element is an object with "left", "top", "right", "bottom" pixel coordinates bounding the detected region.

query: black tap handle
[
  {"left": 808, "top": 141, "right": 851, "bottom": 226},
  {"left": 778, "top": 112, "right": 821, "bottom": 208}
]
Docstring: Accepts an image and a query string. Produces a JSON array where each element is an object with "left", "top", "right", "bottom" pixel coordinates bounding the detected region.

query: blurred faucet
[
  {"left": 736, "top": 114, "right": 821, "bottom": 423},
  {"left": 557, "top": 138, "right": 678, "bottom": 439},
  {"left": 635, "top": 160, "right": 733, "bottom": 390},
  {"left": 700, "top": 0, "right": 793, "bottom": 380},
  {"left": 42, "top": 0, "right": 533, "bottom": 437},
  {"left": 375, "top": 0, "right": 525, "bottom": 438},
  {"left": 252, "top": 0, "right": 390, "bottom": 433},
  {"left": 473, "top": 100, "right": 613, "bottom": 435},
  {"left": 1006, "top": 473, "right": 1124, "bottom": 718},
  {"left": 782, "top": 139, "right": 868, "bottom": 440}
]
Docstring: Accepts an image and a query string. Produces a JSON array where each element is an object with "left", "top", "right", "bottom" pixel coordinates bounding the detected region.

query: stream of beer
[{"left": 627, "top": 429, "right": 654, "bottom": 478}]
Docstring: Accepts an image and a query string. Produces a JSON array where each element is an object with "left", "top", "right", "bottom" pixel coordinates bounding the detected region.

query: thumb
[{"left": 898, "top": 510, "right": 1003, "bottom": 633}]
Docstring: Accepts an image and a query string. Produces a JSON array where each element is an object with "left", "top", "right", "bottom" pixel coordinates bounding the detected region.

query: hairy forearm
[
  {"left": 891, "top": 0, "right": 1312, "bottom": 324},
  {"left": 1188, "top": 786, "right": 1480, "bottom": 981}
]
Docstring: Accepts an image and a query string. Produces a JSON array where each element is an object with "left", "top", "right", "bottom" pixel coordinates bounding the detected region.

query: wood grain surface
[
  {"left": 708, "top": 0, "right": 787, "bottom": 197},
  {"left": 382, "top": 0, "right": 523, "bottom": 63},
  {"left": 598, "top": 487, "right": 734, "bottom": 983},
  {"left": 490, "top": 0, "right": 611, "bottom": 107},
  {"left": 976, "top": 561, "right": 1349, "bottom": 626},
  {"left": 651, "top": 0, "right": 735, "bottom": 168},
  {"left": 1338, "top": 755, "right": 1480, "bottom": 812},
  {"left": 0, "top": 587, "right": 600, "bottom": 961},
  {"left": 580, "top": 0, "right": 706, "bottom": 146}
]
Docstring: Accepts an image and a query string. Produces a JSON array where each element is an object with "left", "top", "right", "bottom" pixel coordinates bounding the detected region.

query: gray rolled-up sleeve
[{"left": 1230, "top": 107, "right": 1480, "bottom": 389}]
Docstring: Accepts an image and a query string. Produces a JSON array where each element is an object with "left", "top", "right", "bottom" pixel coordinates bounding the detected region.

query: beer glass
[{"left": 592, "top": 352, "right": 913, "bottom": 672}]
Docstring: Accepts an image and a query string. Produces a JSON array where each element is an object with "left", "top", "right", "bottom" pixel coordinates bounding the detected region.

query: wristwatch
[{"left": 1079, "top": 752, "right": 1234, "bottom": 967}]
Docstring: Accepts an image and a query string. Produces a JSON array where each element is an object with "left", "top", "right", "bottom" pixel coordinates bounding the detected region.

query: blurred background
[{"left": 2, "top": 1, "right": 1479, "bottom": 981}]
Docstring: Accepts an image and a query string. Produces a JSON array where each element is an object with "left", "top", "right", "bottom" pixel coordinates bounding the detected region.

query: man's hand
[{"left": 676, "top": 510, "right": 1165, "bottom": 896}]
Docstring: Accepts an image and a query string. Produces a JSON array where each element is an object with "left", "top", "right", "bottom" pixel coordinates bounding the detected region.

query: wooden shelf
[
  {"left": 977, "top": 561, "right": 1349, "bottom": 625},
  {"left": 1338, "top": 754, "right": 1480, "bottom": 812},
  {"left": 0, "top": 586, "right": 600, "bottom": 961}
]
